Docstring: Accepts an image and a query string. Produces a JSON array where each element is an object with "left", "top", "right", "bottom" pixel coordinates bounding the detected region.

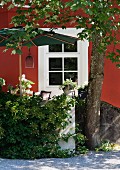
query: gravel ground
[{"left": 0, "top": 151, "right": 120, "bottom": 170}]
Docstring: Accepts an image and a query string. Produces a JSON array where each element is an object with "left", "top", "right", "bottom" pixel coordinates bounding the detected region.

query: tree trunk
[{"left": 85, "top": 34, "right": 105, "bottom": 149}]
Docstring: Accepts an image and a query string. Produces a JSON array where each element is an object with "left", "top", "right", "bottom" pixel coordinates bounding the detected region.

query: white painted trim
[
  {"left": 79, "top": 40, "right": 89, "bottom": 85},
  {"left": 38, "top": 46, "right": 46, "bottom": 91}
]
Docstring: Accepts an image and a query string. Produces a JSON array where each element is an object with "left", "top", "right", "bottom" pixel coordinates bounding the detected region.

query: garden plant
[{"left": 0, "top": 90, "right": 88, "bottom": 159}]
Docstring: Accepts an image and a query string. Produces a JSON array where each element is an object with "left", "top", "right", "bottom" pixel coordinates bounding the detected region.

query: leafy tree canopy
[{"left": 66, "top": 0, "right": 120, "bottom": 66}]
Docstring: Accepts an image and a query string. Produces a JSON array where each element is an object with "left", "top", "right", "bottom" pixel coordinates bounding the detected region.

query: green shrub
[
  {"left": 95, "top": 140, "right": 113, "bottom": 152},
  {"left": 0, "top": 93, "right": 76, "bottom": 159},
  {"left": 0, "top": 92, "right": 87, "bottom": 159}
]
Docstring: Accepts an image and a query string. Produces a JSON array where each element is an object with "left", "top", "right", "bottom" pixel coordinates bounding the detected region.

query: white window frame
[
  {"left": 38, "top": 28, "right": 88, "bottom": 96},
  {"left": 47, "top": 56, "right": 79, "bottom": 87}
]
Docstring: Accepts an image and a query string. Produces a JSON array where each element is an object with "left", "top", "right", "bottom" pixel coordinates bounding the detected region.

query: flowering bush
[
  {"left": 8, "top": 84, "right": 19, "bottom": 94},
  {"left": 59, "top": 79, "right": 77, "bottom": 91},
  {"left": 7, "top": 75, "right": 34, "bottom": 95},
  {"left": 21, "top": 74, "right": 34, "bottom": 90},
  {"left": 17, "top": 74, "right": 34, "bottom": 95}
]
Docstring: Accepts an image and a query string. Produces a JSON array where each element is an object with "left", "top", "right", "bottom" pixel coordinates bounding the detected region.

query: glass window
[
  {"left": 49, "top": 42, "right": 77, "bottom": 52},
  {"left": 48, "top": 42, "right": 78, "bottom": 86},
  {"left": 64, "top": 72, "right": 78, "bottom": 82},
  {"left": 64, "top": 58, "right": 77, "bottom": 71},
  {"left": 49, "top": 44, "right": 62, "bottom": 52},
  {"left": 64, "top": 42, "right": 77, "bottom": 52},
  {"left": 49, "top": 58, "right": 62, "bottom": 71},
  {"left": 49, "top": 72, "right": 62, "bottom": 85}
]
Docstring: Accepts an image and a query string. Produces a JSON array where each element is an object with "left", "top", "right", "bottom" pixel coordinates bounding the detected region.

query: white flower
[
  {"left": 81, "top": 81, "right": 88, "bottom": 88},
  {"left": 21, "top": 74, "right": 27, "bottom": 81},
  {"left": 27, "top": 84, "right": 32, "bottom": 89},
  {"left": 22, "top": 74, "right": 25, "bottom": 79},
  {"left": 0, "top": 78, "right": 5, "bottom": 86},
  {"left": 83, "top": 81, "right": 88, "bottom": 86}
]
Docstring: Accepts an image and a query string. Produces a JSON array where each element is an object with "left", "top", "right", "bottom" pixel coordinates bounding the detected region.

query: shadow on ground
[{"left": 0, "top": 151, "right": 120, "bottom": 170}]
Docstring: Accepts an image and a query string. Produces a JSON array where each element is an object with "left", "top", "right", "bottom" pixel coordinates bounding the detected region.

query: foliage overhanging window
[{"left": 48, "top": 43, "right": 78, "bottom": 86}]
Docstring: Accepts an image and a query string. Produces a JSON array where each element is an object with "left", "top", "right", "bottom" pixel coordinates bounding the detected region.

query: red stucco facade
[{"left": 0, "top": 5, "right": 120, "bottom": 107}]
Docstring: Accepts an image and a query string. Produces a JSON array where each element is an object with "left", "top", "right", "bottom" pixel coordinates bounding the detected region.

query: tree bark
[{"left": 85, "top": 34, "right": 105, "bottom": 149}]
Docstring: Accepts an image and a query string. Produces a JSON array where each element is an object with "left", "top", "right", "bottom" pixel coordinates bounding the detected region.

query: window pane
[
  {"left": 64, "top": 42, "right": 77, "bottom": 52},
  {"left": 64, "top": 58, "right": 77, "bottom": 71},
  {"left": 64, "top": 72, "right": 78, "bottom": 83},
  {"left": 49, "top": 72, "right": 62, "bottom": 85},
  {"left": 49, "top": 44, "right": 62, "bottom": 52},
  {"left": 49, "top": 58, "right": 62, "bottom": 71}
]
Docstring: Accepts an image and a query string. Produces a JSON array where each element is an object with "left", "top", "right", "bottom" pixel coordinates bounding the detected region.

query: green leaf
[
  {"left": 11, "top": 49, "right": 22, "bottom": 55},
  {"left": 8, "top": 3, "right": 14, "bottom": 10},
  {"left": 11, "top": 50, "right": 16, "bottom": 55}
]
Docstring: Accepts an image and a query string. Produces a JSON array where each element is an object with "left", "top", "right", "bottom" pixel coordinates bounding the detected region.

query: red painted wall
[
  {"left": 101, "top": 58, "right": 120, "bottom": 108},
  {"left": 0, "top": 46, "right": 38, "bottom": 92},
  {"left": 21, "top": 46, "right": 38, "bottom": 92},
  {"left": 0, "top": 5, "right": 14, "bottom": 29},
  {"left": 88, "top": 40, "right": 120, "bottom": 108},
  {"left": 0, "top": 48, "right": 19, "bottom": 90}
]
